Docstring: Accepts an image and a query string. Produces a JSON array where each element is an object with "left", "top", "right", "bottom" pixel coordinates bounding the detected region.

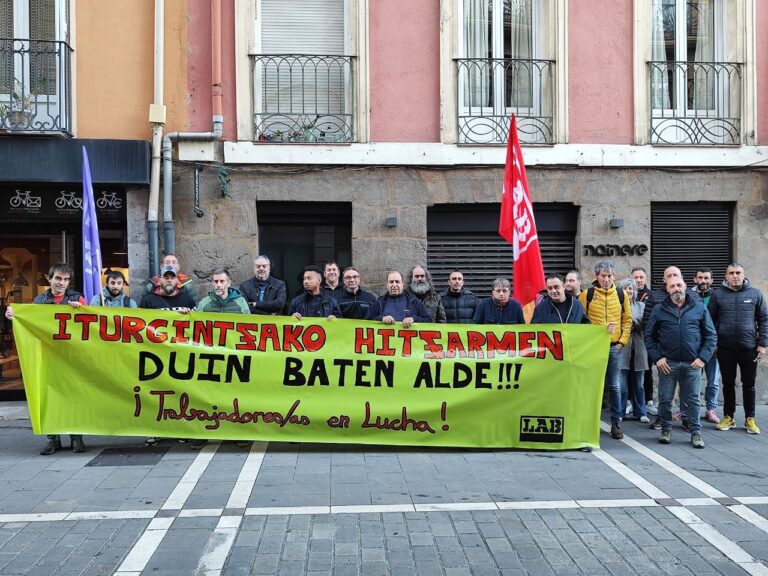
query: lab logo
[{"left": 519, "top": 415, "right": 564, "bottom": 443}]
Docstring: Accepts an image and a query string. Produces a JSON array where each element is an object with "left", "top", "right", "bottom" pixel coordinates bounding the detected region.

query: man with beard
[
  {"left": 710, "top": 263, "right": 768, "bottom": 434},
  {"left": 240, "top": 255, "right": 287, "bottom": 315},
  {"left": 5, "top": 262, "right": 88, "bottom": 455},
  {"left": 139, "top": 264, "right": 194, "bottom": 446},
  {"left": 632, "top": 266, "right": 651, "bottom": 302},
  {"left": 336, "top": 266, "right": 376, "bottom": 319},
  {"left": 288, "top": 265, "right": 341, "bottom": 320},
  {"left": 532, "top": 274, "right": 586, "bottom": 324},
  {"left": 691, "top": 267, "right": 720, "bottom": 423},
  {"left": 645, "top": 276, "right": 716, "bottom": 448},
  {"left": 89, "top": 270, "right": 138, "bottom": 308},
  {"left": 366, "top": 271, "right": 431, "bottom": 327},
  {"left": 146, "top": 253, "right": 197, "bottom": 302},
  {"left": 406, "top": 265, "right": 446, "bottom": 323},
  {"left": 191, "top": 269, "right": 250, "bottom": 450},
  {"left": 140, "top": 265, "right": 196, "bottom": 311},
  {"left": 322, "top": 261, "right": 342, "bottom": 296},
  {"left": 440, "top": 270, "right": 478, "bottom": 324}
]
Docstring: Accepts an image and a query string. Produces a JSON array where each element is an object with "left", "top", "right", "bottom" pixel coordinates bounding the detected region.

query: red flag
[{"left": 499, "top": 115, "right": 546, "bottom": 306}]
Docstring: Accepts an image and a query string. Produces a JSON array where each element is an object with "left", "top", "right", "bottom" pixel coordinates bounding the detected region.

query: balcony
[
  {"left": 0, "top": 39, "right": 73, "bottom": 136},
  {"left": 250, "top": 54, "right": 355, "bottom": 143},
  {"left": 648, "top": 61, "right": 742, "bottom": 145},
  {"left": 455, "top": 58, "right": 555, "bottom": 145}
]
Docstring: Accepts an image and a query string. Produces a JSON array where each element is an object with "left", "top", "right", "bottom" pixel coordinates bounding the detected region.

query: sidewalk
[{"left": 0, "top": 404, "right": 766, "bottom": 575}]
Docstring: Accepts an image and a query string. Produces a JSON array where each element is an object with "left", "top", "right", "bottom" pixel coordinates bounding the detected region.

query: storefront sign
[
  {"left": 13, "top": 306, "right": 609, "bottom": 449},
  {"left": 0, "top": 186, "right": 126, "bottom": 221},
  {"left": 583, "top": 244, "right": 648, "bottom": 257}
]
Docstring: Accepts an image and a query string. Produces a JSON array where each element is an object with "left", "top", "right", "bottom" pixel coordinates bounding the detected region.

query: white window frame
[
  {"left": 441, "top": 0, "right": 567, "bottom": 145},
  {"left": 234, "top": 0, "right": 368, "bottom": 143},
  {"left": 634, "top": 0, "right": 755, "bottom": 146}
]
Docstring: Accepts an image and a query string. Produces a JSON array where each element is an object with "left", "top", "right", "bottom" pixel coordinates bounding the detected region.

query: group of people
[{"left": 4, "top": 253, "right": 766, "bottom": 455}]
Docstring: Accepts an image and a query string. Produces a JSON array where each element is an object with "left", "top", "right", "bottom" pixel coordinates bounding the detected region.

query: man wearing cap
[
  {"left": 140, "top": 264, "right": 197, "bottom": 311},
  {"left": 146, "top": 253, "right": 197, "bottom": 303},
  {"left": 288, "top": 265, "right": 341, "bottom": 320}
]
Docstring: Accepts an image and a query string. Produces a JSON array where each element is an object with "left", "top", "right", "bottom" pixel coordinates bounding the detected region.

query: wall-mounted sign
[
  {"left": 0, "top": 186, "right": 126, "bottom": 222},
  {"left": 583, "top": 244, "right": 648, "bottom": 257}
]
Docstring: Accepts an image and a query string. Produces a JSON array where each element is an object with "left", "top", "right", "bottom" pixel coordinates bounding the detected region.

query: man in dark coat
[
  {"left": 288, "top": 265, "right": 341, "bottom": 319},
  {"left": 366, "top": 271, "right": 431, "bottom": 327},
  {"left": 472, "top": 278, "right": 524, "bottom": 325},
  {"left": 406, "top": 265, "right": 446, "bottom": 323},
  {"left": 440, "top": 270, "right": 478, "bottom": 324},
  {"left": 532, "top": 274, "right": 586, "bottom": 324},
  {"left": 336, "top": 266, "right": 377, "bottom": 320},
  {"left": 709, "top": 263, "right": 768, "bottom": 434},
  {"left": 645, "top": 276, "right": 716, "bottom": 448},
  {"left": 239, "top": 255, "right": 287, "bottom": 315}
]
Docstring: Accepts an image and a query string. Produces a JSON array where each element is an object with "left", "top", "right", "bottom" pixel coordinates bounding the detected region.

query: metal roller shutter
[{"left": 650, "top": 202, "right": 733, "bottom": 289}]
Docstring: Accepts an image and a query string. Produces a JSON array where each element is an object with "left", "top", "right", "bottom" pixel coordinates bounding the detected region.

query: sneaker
[
  {"left": 646, "top": 402, "right": 658, "bottom": 416},
  {"left": 650, "top": 417, "right": 662, "bottom": 430},
  {"left": 625, "top": 405, "right": 632, "bottom": 416},
  {"left": 190, "top": 439, "right": 207, "bottom": 450},
  {"left": 610, "top": 422, "right": 623, "bottom": 440},
  {"left": 659, "top": 429, "right": 671, "bottom": 444},
  {"left": 691, "top": 434, "right": 705, "bottom": 449},
  {"left": 40, "top": 438, "right": 62, "bottom": 456},
  {"left": 71, "top": 437, "right": 87, "bottom": 453},
  {"left": 716, "top": 415, "right": 735, "bottom": 431},
  {"left": 682, "top": 417, "right": 691, "bottom": 432},
  {"left": 639, "top": 415, "right": 650, "bottom": 424},
  {"left": 745, "top": 417, "right": 761, "bottom": 435},
  {"left": 144, "top": 437, "right": 158, "bottom": 446},
  {"left": 705, "top": 410, "right": 721, "bottom": 424}
]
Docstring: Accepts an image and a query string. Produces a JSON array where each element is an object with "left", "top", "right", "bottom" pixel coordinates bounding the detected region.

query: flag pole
[{"left": 82, "top": 146, "right": 104, "bottom": 305}]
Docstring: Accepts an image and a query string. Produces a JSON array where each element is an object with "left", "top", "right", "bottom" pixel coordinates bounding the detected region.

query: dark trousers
[
  {"left": 644, "top": 366, "right": 654, "bottom": 403},
  {"left": 718, "top": 347, "right": 757, "bottom": 419}
]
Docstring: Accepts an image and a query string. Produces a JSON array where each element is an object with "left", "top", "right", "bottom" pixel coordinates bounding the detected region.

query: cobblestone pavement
[{"left": 0, "top": 405, "right": 767, "bottom": 576}]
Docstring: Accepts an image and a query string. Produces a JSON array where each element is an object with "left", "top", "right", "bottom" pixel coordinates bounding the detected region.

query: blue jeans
[
  {"left": 703, "top": 357, "right": 720, "bottom": 412},
  {"left": 606, "top": 346, "right": 623, "bottom": 424},
  {"left": 621, "top": 369, "right": 647, "bottom": 417},
  {"left": 658, "top": 361, "right": 702, "bottom": 434}
]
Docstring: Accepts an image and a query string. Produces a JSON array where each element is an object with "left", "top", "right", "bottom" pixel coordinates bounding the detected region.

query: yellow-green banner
[{"left": 12, "top": 304, "right": 609, "bottom": 449}]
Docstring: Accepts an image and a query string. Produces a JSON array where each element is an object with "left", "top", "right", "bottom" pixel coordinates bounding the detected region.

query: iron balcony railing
[
  {"left": 648, "top": 61, "right": 743, "bottom": 145},
  {"left": 455, "top": 57, "right": 555, "bottom": 145},
  {"left": 251, "top": 54, "right": 355, "bottom": 143},
  {"left": 0, "top": 38, "right": 73, "bottom": 135}
]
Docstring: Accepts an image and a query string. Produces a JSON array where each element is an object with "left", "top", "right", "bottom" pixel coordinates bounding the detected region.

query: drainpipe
[
  {"left": 161, "top": 0, "right": 224, "bottom": 256},
  {"left": 147, "top": 0, "right": 165, "bottom": 278}
]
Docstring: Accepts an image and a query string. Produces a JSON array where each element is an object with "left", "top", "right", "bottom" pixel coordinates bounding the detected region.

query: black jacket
[
  {"left": 336, "top": 287, "right": 377, "bottom": 320},
  {"left": 365, "top": 292, "right": 431, "bottom": 322},
  {"left": 139, "top": 290, "right": 197, "bottom": 311},
  {"left": 642, "top": 287, "right": 699, "bottom": 324},
  {"left": 439, "top": 288, "right": 478, "bottom": 324},
  {"left": 708, "top": 279, "right": 768, "bottom": 350},
  {"left": 288, "top": 291, "right": 342, "bottom": 318},
  {"left": 531, "top": 293, "right": 587, "bottom": 324},
  {"left": 472, "top": 298, "right": 525, "bottom": 325},
  {"left": 239, "top": 276, "right": 287, "bottom": 315},
  {"left": 645, "top": 295, "right": 717, "bottom": 363}
]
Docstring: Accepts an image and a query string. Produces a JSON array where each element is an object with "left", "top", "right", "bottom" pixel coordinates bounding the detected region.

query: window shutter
[
  {"left": 651, "top": 202, "right": 733, "bottom": 289},
  {"left": 261, "top": 0, "right": 344, "bottom": 54}
]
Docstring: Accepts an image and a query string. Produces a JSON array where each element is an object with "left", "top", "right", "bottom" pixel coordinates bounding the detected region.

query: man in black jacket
[
  {"left": 366, "top": 271, "right": 431, "bottom": 328},
  {"left": 709, "top": 263, "right": 768, "bottom": 434},
  {"left": 239, "top": 255, "right": 287, "bottom": 315},
  {"left": 288, "top": 265, "right": 341, "bottom": 320},
  {"left": 440, "top": 270, "right": 478, "bottom": 324},
  {"left": 336, "top": 266, "right": 376, "bottom": 319}
]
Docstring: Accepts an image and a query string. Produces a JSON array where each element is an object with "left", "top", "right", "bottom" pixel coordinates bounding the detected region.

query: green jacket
[{"left": 196, "top": 287, "right": 250, "bottom": 314}]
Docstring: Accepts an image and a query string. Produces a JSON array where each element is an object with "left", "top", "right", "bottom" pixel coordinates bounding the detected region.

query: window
[
  {"left": 456, "top": 0, "right": 555, "bottom": 144},
  {"left": 0, "top": 0, "right": 71, "bottom": 133},
  {"left": 649, "top": 0, "right": 741, "bottom": 144},
  {"left": 251, "top": 0, "right": 355, "bottom": 143}
]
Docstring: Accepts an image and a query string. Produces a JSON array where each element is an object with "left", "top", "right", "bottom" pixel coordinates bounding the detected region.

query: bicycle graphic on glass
[
  {"left": 55, "top": 191, "right": 83, "bottom": 209},
  {"left": 96, "top": 191, "right": 123, "bottom": 209},
  {"left": 9, "top": 190, "right": 42, "bottom": 208}
]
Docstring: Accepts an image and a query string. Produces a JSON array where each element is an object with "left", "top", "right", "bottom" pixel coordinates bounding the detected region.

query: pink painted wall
[
  {"left": 756, "top": 3, "right": 768, "bottom": 145},
  {"left": 369, "top": 0, "right": 441, "bottom": 142},
  {"left": 187, "top": 0, "right": 237, "bottom": 141},
  {"left": 568, "top": 1, "right": 634, "bottom": 144}
]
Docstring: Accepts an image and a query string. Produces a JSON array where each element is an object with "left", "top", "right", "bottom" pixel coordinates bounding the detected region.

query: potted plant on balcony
[{"left": 5, "top": 78, "right": 38, "bottom": 129}]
